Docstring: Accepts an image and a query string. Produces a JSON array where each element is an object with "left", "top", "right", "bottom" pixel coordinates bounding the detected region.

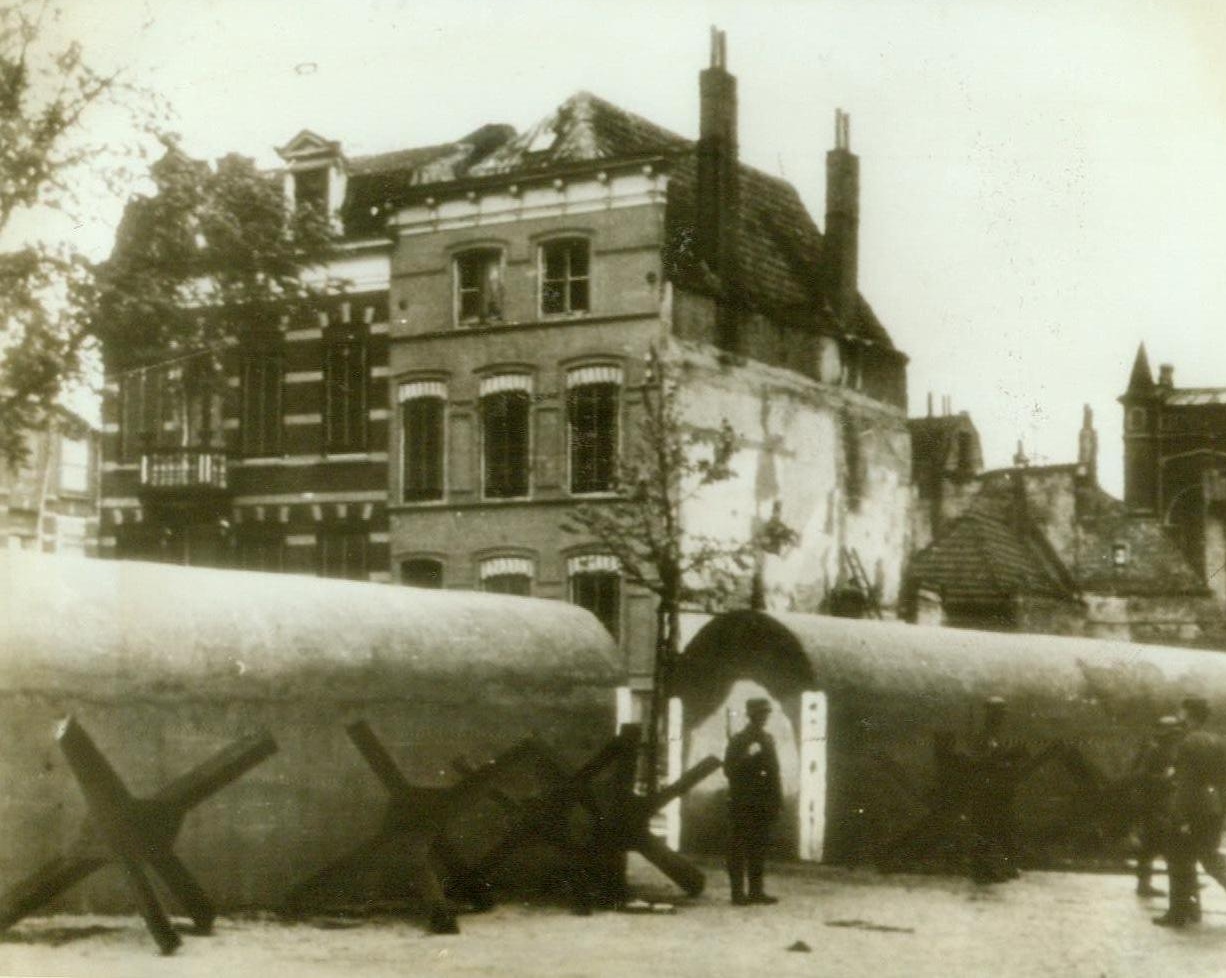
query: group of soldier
[
  {"left": 1131, "top": 696, "right": 1226, "bottom": 927},
  {"left": 722, "top": 692, "right": 1226, "bottom": 923}
]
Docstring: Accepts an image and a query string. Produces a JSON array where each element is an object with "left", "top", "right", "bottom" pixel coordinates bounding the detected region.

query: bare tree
[{"left": 564, "top": 344, "right": 796, "bottom": 789}]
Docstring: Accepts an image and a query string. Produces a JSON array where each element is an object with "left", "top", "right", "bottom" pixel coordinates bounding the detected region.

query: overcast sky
[{"left": 36, "top": 0, "right": 1226, "bottom": 496}]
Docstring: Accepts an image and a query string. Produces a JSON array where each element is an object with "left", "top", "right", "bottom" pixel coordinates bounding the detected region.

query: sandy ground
[{"left": 3, "top": 860, "right": 1226, "bottom": 978}]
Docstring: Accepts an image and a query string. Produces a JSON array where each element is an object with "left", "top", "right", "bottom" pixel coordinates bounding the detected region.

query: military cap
[{"left": 745, "top": 698, "right": 772, "bottom": 715}]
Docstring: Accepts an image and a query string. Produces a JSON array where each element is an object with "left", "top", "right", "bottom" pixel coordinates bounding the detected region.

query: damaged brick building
[{"left": 904, "top": 405, "right": 1221, "bottom": 645}]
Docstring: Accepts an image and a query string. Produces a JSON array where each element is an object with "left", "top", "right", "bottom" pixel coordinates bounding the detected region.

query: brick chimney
[
  {"left": 696, "top": 26, "right": 739, "bottom": 350},
  {"left": 1077, "top": 403, "right": 1098, "bottom": 485},
  {"left": 825, "top": 109, "right": 859, "bottom": 320}
]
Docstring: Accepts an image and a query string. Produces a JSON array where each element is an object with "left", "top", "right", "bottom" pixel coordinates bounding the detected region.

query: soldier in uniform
[
  {"left": 1128, "top": 715, "right": 1182, "bottom": 898},
  {"left": 1155, "top": 697, "right": 1226, "bottom": 927},
  {"left": 968, "top": 696, "right": 1023, "bottom": 884},
  {"left": 725, "top": 697, "right": 782, "bottom": 905}
]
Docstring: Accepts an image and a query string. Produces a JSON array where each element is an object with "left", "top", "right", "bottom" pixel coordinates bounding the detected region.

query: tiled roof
[
  {"left": 1165, "top": 389, "right": 1226, "bottom": 407},
  {"left": 468, "top": 91, "right": 688, "bottom": 175},
  {"left": 1067, "top": 487, "right": 1209, "bottom": 596},
  {"left": 340, "top": 124, "right": 515, "bottom": 238},
  {"left": 424, "top": 91, "right": 899, "bottom": 350},
  {"left": 907, "top": 495, "right": 1073, "bottom": 603}
]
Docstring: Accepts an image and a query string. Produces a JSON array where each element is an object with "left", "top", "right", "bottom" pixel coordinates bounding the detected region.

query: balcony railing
[{"left": 139, "top": 449, "right": 229, "bottom": 492}]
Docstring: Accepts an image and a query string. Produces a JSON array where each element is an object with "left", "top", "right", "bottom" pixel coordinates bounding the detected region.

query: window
[
  {"left": 568, "top": 555, "right": 621, "bottom": 639},
  {"left": 540, "top": 238, "right": 590, "bottom": 315},
  {"left": 401, "top": 558, "right": 444, "bottom": 589},
  {"left": 119, "top": 368, "right": 164, "bottom": 460},
  {"left": 293, "top": 167, "right": 328, "bottom": 215},
  {"left": 323, "top": 327, "right": 368, "bottom": 453},
  {"left": 58, "top": 438, "right": 89, "bottom": 494},
  {"left": 567, "top": 366, "right": 621, "bottom": 494},
  {"left": 455, "top": 248, "right": 504, "bottom": 325},
  {"left": 318, "top": 529, "right": 368, "bottom": 580},
  {"left": 480, "top": 375, "right": 531, "bottom": 499},
  {"left": 399, "top": 381, "right": 446, "bottom": 501},
  {"left": 240, "top": 354, "right": 284, "bottom": 457},
  {"left": 237, "top": 533, "right": 285, "bottom": 574},
  {"left": 843, "top": 411, "right": 863, "bottom": 512},
  {"left": 1128, "top": 407, "right": 1147, "bottom": 433},
  {"left": 480, "top": 556, "right": 533, "bottom": 596}
]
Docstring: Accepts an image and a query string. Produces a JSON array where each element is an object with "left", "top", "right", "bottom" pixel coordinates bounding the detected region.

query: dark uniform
[
  {"left": 968, "top": 696, "right": 1023, "bottom": 884},
  {"left": 1156, "top": 698, "right": 1226, "bottom": 927},
  {"left": 725, "top": 698, "right": 782, "bottom": 905},
  {"left": 1128, "top": 716, "right": 1181, "bottom": 897}
]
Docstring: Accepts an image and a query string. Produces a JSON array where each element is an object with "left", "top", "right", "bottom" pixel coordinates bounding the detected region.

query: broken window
[
  {"left": 567, "top": 373, "right": 619, "bottom": 494},
  {"left": 456, "top": 248, "right": 504, "bottom": 325},
  {"left": 540, "top": 238, "right": 590, "bottom": 315}
]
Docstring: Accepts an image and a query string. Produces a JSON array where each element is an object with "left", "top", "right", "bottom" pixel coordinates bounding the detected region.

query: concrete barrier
[
  {"left": 0, "top": 551, "right": 622, "bottom": 911},
  {"left": 677, "top": 610, "right": 1226, "bottom": 865}
]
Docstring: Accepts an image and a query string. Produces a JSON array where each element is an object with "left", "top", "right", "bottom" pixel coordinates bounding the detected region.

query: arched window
[
  {"left": 540, "top": 238, "right": 590, "bottom": 315},
  {"left": 399, "top": 380, "right": 446, "bottom": 501},
  {"left": 480, "top": 374, "right": 531, "bottom": 499},
  {"left": 401, "top": 557, "right": 444, "bottom": 589},
  {"left": 567, "top": 365, "right": 621, "bottom": 494},
  {"left": 567, "top": 554, "right": 621, "bottom": 639},
  {"left": 480, "top": 556, "right": 533, "bottom": 596}
]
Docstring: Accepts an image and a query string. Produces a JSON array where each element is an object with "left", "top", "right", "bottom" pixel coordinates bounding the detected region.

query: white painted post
[
  {"left": 659, "top": 696, "right": 683, "bottom": 850},
  {"left": 798, "top": 691, "right": 828, "bottom": 862},
  {"left": 615, "top": 686, "right": 634, "bottom": 733}
]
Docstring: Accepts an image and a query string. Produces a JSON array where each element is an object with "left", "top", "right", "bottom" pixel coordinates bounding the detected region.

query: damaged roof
[
  {"left": 908, "top": 493, "right": 1075, "bottom": 604},
  {"left": 338, "top": 124, "right": 516, "bottom": 238},
  {"left": 402, "top": 90, "right": 900, "bottom": 351}
]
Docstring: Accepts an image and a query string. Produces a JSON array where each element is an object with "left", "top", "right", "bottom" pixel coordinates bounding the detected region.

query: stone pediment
[{"left": 276, "top": 129, "right": 342, "bottom": 163}]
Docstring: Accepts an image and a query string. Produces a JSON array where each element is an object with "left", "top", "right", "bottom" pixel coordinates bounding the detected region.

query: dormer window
[
  {"left": 455, "top": 248, "right": 504, "bottom": 325},
  {"left": 293, "top": 167, "right": 329, "bottom": 216}
]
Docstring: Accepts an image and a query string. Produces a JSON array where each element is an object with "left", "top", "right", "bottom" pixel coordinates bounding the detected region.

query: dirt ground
[{"left": 4, "top": 859, "right": 1226, "bottom": 978}]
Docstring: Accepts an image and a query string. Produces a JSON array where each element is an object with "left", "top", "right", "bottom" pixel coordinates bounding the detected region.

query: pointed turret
[{"left": 1125, "top": 343, "right": 1154, "bottom": 395}]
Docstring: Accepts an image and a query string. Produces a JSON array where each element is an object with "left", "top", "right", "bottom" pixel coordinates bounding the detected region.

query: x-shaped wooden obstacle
[
  {"left": 0, "top": 717, "right": 277, "bottom": 955},
  {"left": 283, "top": 720, "right": 536, "bottom": 933},
  {"left": 450, "top": 724, "right": 721, "bottom": 911}
]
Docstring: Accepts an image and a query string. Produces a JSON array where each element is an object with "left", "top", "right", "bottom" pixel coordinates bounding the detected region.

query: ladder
[{"left": 841, "top": 546, "right": 882, "bottom": 619}]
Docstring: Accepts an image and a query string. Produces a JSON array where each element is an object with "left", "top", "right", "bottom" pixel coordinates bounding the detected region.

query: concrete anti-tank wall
[
  {"left": 0, "top": 552, "right": 622, "bottom": 912},
  {"left": 678, "top": 610, "right": 1226, "bottom": 865}
]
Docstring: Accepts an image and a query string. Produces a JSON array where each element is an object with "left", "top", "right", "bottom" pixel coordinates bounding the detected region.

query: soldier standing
[
  {"left": 969, "top": 696, "right": 1023, "bottom": 884},
  {"left": 1128, "top": 715, "right": 1182, "bottom": 898},
  {"left": 1155, "top": 697, "right": 1226, "bottom": 927},
  {"left": 725, "top": 697, "right": 782, "bottom": 905}
]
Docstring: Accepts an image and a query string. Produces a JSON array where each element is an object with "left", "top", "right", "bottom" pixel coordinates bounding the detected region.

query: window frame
[
  {"left": 566, "top": 367, "right": 621, "bottom": 495},
  {"left": 453, "top": 246, "right": 506, "bottom": 326},
  {"left": 239, "top": 351, "right": 285, "bottom": 458},
  {"left": 399, "top": 380, "right": 447, "bottom": 502},
  {"left": 567, "top": 554, "right": 622, "bottom": 640},
  {"left": 479, "top": 555, "right": 534, "bottom": 597},
  {"left": 322, "top": 324, "right": 369, "bottom": 454},
  {"left": 479, "top": 375, "right": 533, "bottom": 500},
  {"left": 538, "top": 236, "right": 591, "bottom": 317},
  {"left": 400, "top": 556, "right": 445, "bottom": 589},
  {"left": 316, "top": 527, "right": 369, "bottom": 581}
]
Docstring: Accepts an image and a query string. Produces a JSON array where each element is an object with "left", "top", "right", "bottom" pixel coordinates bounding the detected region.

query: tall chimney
[
  {"left": 697, "top": 26, "right": 739, "bottom": 351},
  {"left": 1077, "top": 404, "right": 1098, "bottom": 485},
  {"left": 825, "top": 109, "right": 860, "bottom": 320},
  {"left": 1158, "top": 363, "right": 1174, "bottom": 389}
]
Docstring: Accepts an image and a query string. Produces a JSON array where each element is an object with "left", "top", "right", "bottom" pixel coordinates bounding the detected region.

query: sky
[{"left": 28, "top": 0, "right": 1226, "bottom": 496}]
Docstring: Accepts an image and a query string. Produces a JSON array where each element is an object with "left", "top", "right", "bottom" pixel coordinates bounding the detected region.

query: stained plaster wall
[{"left": 671, "top": 344, "right": 910, "bottom": 615}]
